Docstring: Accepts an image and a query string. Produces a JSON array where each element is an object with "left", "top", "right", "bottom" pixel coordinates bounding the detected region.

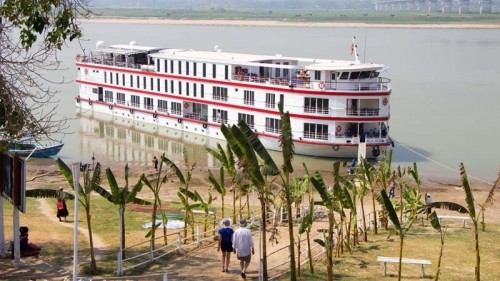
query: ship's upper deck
[{"left": 87, "top": 44, "right": 385, "bottom": 72}]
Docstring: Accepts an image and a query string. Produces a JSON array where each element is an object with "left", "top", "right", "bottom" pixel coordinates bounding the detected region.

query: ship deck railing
[
  {"left": 79, "top": 56, "right": 144, "bottom": 70},
  {"left": 183, "top": 112, "right": 208, "bottom": 122},
  {"left": 233, "top": 74, "right": 390, "bottom": 92},
  {"left": 299, "top": 132, "right": 389, "bottom": 144},
  {"left": 303, "top": 107, "right": 389, "bottom": 118}
]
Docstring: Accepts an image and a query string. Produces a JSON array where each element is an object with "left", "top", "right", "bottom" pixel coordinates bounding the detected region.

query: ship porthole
[
  {"left": 203, "top": 123, "right": 208, "bottom": 129},
  {"left": 178, "top": 118, "right": 182, "bottom": 123},
  {"left": 333, "top": 145, "right": 340, "bottom": 151},
  {"left": 153, "top": 114, "right": 157, "bottom": 118},
  {"left": 130, "top": 109, "right": 134, "bottom": 114},
  {"left": 109, "top": 105, "right": 113, "bottom": 110}
]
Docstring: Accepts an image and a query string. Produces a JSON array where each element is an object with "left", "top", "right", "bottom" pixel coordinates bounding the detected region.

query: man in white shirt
[{"left": 233, "top": 219, "right": 254, "bottom": 279}]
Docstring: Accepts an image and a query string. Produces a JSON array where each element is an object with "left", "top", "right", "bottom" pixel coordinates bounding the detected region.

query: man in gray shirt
[{"left": 233, "top": 219, "right": 254, "bottom": 279}]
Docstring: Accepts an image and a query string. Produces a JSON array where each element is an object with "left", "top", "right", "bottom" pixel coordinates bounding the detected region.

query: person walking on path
[
  {"left": 56, "top": 187, "right": 69, "bottom": 222},
  {"left": 217, "top": 218, "right": 234, "bottom": 273},
  {"left": 426, "top": 193, "right": 433, "bottom": 219},
  {"left": 233, "top": 219, "right": 254, "bottom": 279},
  {"left": 152, "top": 156, "right": 159, "bottom": 171}
]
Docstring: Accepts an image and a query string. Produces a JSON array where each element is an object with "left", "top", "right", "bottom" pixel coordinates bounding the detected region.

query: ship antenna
[
  {"left": 363, "top": 31, "right": 367, "bottom": 63},
  {"left": 351, "top": 36, "right": 360, "bottom": 64}
]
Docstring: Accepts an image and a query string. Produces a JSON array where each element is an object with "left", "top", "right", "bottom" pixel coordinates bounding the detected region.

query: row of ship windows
[
  {"left": 152, "top": 58, "right": 378, "bottom": 81},
  {"left": 100, "top": 74, "right": 333, "bottom": 112},
  {"left": 96, "top": 89, "right": 330, "bottom": 140},
  {"left": 99, "top": 89, "right": 333, "bottom": 116}
]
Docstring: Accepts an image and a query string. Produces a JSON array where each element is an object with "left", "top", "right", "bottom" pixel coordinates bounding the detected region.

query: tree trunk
[
  {"left": 285, "top": 187, "right": 297, "bottom": 281},
  {"left": 434, "top": 233, "right": 444, "bottom": 281},
  {"left": 327, "top": 210, "right": 334, "bottom": 281},
  {"left": 184, "top": 196, "right": 188, "bottom": 243},
  {"left": 86, "top": 209, "right": 97, "bottom": 274},
  {"left": 247, "top": 192, "right": 250, "bottom": 219},
  {"left": 398, "top": 234, "right": 404, "bottom": 281},
  {"left": 474, "top": 220, "right": 480, "bottom": 281},
  {"left": 306, "top": 230, "right": 314, "bottom": 273},
  {"left": 119, "top": 208, "right": 125, "bottom": 259},
  {"left": 260, "top": 197, "right": 269, "bottom": 281},
  {"left": 371, "top": 193, "right": 378, "bottom": 234},
  {"left": 221, "top": 196, "right": 225, "bottom": 219},
  {"left": 360, "top": 198, "right": 367, "bottom": 242},
  {"left": 151, "top": 200, "right": 158, "bottom": 249},
  {"left": 233, "top": 186, "right": 236, "bottom": 224},
  {"left": 297, "top": 238, "right": 301, "bottom": 277}
]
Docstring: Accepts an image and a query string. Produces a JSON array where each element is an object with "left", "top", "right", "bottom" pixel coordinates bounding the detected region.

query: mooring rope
[{"left": 391, "top": 138, "right": 494, "bottom": 186}]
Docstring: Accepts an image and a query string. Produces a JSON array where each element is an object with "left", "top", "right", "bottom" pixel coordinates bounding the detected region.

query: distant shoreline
[{"left": 81, "top": 17, "right": 500, "bottom": 29}]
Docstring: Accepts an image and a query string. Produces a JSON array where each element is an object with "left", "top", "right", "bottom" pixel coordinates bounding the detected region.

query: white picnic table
[{"left": 377, "top": 256, "right": 432, "bottom": 277}]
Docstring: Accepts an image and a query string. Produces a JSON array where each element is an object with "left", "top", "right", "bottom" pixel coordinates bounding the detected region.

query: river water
[{"left": 37, "top": 22, "right": 500, "bottom": 183}]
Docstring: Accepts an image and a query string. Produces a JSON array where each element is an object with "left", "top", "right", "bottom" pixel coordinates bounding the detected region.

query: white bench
[
  {"left": 377, "top": 256, "right": 432, "bottom": 277},
  {"left": 438, "top": 215, "right": 470, "bottom": 228}
]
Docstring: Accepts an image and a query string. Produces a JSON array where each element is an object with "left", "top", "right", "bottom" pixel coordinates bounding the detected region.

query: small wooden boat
[{"left": 8, "top": 138, "right": 64, "bottom": 158}]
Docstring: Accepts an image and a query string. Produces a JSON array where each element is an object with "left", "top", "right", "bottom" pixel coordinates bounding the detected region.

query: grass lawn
[{"left": 3, "top": 196, "right": 499, "bottom": 280}]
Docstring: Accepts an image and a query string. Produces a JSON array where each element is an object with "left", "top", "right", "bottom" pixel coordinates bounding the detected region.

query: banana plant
[
  {"left": 277, "top": 101, "right": 298, "bottom": 281},
  {"left": 298, "top": 198, "right": 315, "bottom": 274},
  {"left": 429, "top": 211, "right": 446, "bottom": 281},
  {"left": 308, "top": 161, "right": 343, "bottom": 281},
  {"left": 177, "top": 187, "right": 198, "bottom": 241},
  {"left": 140, "top": 153, "right": 172, "bottom": 247},
  {"left": 56, "top": 158, "right": 102, "bottom": 274},
  {"left": 206, "top": 144, "right": 238, "bottom": 224},
  {"left": 193, "top": 189, "right": 214, "bottom": 235},
  {"left": 220, "top": 120, "right": 279, "bottom": 281},
  {"left": 428, "top": 163, "right": 499, "bottom": 281},
  {"left": 102, "top": 164, "right": 149, "bottom": 260},
  {"left": 162, "top": 148, "right": 195, "bottom": 242},
  {"left": 352, "top": 160, "right": 371, "bottom": 242},
  {"left": 377, "top": 185, "right": 419, "bottom": 281},
  {"left": 208, "top": 167, "right": 225, "bottom": 218}
]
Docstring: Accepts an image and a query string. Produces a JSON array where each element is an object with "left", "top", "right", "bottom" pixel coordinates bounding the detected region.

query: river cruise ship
[{"left": 75, "top": 39, "right": 392, "bottom": 158}]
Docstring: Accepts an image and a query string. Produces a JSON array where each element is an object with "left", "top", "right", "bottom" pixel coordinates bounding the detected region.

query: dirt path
[{"left": 38, "top": 199, "right": 108, "bottom": 252}]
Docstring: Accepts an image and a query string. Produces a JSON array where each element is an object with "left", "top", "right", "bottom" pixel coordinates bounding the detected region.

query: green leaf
[
  {"left": 378, "top": 189, "right": 401, "bottom": 231},
  {"left": 314, "top": 238, "right": 326, "bottom": 248},
  {"left": 459, "top": 163, "right": 476, "bottom": 217},
  {"left": 429, "top": 211, "right": 442, "bottom": 232}
]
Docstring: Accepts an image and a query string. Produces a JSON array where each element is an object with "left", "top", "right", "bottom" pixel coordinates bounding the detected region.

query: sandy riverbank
[{"left": 80, "top": 17, "right": 500, "bottom": 29}]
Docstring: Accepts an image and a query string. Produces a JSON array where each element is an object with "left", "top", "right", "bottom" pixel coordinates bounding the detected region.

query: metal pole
[
  {"left": 0, "top": 198, "right": 4, "bottom": 258},
  {"left": 117, "top": 251, "right": 122, "bottom": 276},
  {"left": 12, "top": 208, "right": 20, "bottom": 263},
  {"left": 259, "top": 222, "right": 262, "bottom": 281},
  {"left": 72, "top": 163, "right": 80, "bottom": 281}
]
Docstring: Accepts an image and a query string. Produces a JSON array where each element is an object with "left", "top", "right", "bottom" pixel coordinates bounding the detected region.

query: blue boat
[{"left": 8, "top": 138, "right": 64, "bottom": 158}]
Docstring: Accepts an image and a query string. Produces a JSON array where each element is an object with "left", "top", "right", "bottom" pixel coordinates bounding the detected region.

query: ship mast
[{"left": 351, "top": 36, "right": 360, "bottom": 64}]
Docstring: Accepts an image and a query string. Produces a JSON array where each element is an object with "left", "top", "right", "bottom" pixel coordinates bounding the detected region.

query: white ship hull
[{"left": 76, "top": 40, "right": 393, "bottom": 159}]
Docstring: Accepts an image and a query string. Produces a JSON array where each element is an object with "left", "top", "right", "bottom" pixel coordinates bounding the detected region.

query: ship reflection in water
[
  {"left": 77, "top": 109, "right": 221, "bottom": 170},
  {"left": 77, "top": 109, "right": 346, "bottom": 175}
]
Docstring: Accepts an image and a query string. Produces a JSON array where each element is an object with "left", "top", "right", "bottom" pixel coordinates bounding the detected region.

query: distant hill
[{"left": 88, "top": 0, "right": 374, "bottom": 10}]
